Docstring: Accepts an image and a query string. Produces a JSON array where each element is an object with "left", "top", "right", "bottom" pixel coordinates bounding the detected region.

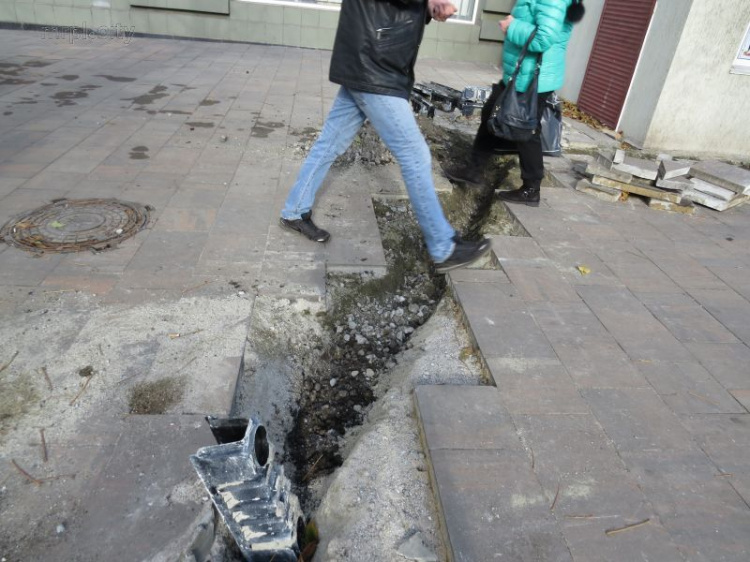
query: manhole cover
[{"left": 0, "top": 198, "right": 151, "bottom": 254}]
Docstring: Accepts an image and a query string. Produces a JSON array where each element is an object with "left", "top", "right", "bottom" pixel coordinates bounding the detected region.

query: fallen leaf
[
  {"left": 49, "top": 221, "right": 65, "bottom": 228},
  {"left": 576, "top": 265, "right": 591, "bottom": 276}
]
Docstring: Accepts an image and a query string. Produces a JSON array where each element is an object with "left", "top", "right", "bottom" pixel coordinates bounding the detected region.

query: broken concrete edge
[
  {"left": 575, "top": 179, "right": 622, "bottom": 203},
  {"left": 647, "top": 198, "right": 696, "bottom": 215}
]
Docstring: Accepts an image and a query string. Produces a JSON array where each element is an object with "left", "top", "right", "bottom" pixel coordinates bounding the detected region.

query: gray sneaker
[{"left": 279, "top": 211, "right": 330, "bottom": 243}]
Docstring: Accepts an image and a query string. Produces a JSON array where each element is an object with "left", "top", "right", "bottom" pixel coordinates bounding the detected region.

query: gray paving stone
[
  {"left": 612, "top": 155, "right": 660, "bottom": 180},
  {"left": 550, "top": 337, "right": 649, "bottom": 388},
  {"left": 707, "top": 263, "right": 750, "bottom": 301},
  {"left": 527, "top": 301, "right": 610, "bottom": 343},
  {"left": 622, "top": 449, "right": 750, "bottom": 562},
  {"left": 576, "top": 285, "right": 686, "bottom": 344},
  {"left": 488, "top": 360, "right": 589, "bottom": 415},
  {"left": 688, "top": 288, "right": 750, "bottom": 343},
  {"left": 593, "top": 249, "right": 683, "bottom": 293},
  {"left": 501, "top": 263, "right": 581, "bottom": 303},
  {"left": 690, "top": 160, "right": 750, "bottom": 195},
  {"left": 638, "top": 361, "right": 744, "bottom": 414},
  {"left": 428, "top": 448, "right": 572, "bottom": 562},
  {"left": 53, "top": 415, "right": 215, "bottom": 562},
  {"left": 636, "top": 291, "right": 740, "bottom": 344},
  {"left": 686, "top": 342, "right": 750, "bottom": 390},
  {"left": 258, "top": 251, "right": 327, "bottom": 299},
  {"left": 730, "top": 389, "right": 750, "bottom": 411},
  {"left": 635, "top": 247, "right": 726, "bottom": 290},
  {"left": 680, "top": 413, "right": 750, "bottom": 474},
  {"left": 514, "top": 414, "right": 625, "bottom": 483},
  {"left": 582, "top": 388, "right": 696, "bottom": 453},
  {"left": 490, "top": 234, "right": 546, "bottom": 261},
  {"left": 560, "top": 515, "right": 685, "bottom": 562},
  {"left": 656, "top": 176, "right": 693, "bottom": 191},
  {"left": 575, "top": 178, "right": 622, "bottom": 202},
  {"left": 414, "top": 385, "right": 522, "bottom": 451},
  {"left": 447, "top": 267, "right": 509, "bottom": 284},
  {"left": 541, "top": 244, "right": 624, "bottom": 288},
  {"left": 658, "top": 159, "right": 692, "bottom": 180}
]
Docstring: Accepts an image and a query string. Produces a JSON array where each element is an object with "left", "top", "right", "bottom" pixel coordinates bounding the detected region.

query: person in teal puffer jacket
[{"left": 445, "top": 0, "right": 585, "bottom": 206}]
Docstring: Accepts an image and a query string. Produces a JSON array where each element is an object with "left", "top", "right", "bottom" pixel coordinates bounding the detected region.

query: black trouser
[{"left": 472, "top": 83, "right": 552, "bottom": 189}]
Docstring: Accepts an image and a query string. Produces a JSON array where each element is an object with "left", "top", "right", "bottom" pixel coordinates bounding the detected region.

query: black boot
[
  {"left": 442, "top": 151, "right": 491, "bottom": 186},
  {"left": 497, "top": 183, "right": 540, "bottom": 207}
]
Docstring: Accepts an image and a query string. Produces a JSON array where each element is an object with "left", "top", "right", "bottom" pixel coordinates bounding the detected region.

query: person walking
[
  {"left": 279, "top": 0, "right": 491, "bottom": 273},
  {"left": 444, "top": 0, "right": 585, "bottom": 206}
]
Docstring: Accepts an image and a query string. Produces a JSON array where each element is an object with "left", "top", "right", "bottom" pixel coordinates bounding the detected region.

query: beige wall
[
  {"left": 618, "top": 0, "right": 693, "bottom": 147},
  {"left": 639, "top": 0, "right": 750, "bottom": 159}
]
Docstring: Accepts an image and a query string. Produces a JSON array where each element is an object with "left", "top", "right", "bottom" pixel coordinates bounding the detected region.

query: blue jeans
[{"left": 281, "top": 87, "right": 456, "bottom": 263}]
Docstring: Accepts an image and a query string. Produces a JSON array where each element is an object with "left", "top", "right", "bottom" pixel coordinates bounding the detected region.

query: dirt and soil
[{"left": 227, "top": 119, "right": 525, "bottom": 561}]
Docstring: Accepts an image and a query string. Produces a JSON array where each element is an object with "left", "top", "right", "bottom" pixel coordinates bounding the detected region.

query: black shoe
[
  {"left": 443, "top": 165, "right": 484, "bottom": 186},
  {"left": 279, "top": 211, "right": 330, "bottom": 243},
  {"left": 497, "top": 185, "right": 540, "bottom": 206},
  {"left": 435, "top": 236, "right": 492, "bottom": 274}
]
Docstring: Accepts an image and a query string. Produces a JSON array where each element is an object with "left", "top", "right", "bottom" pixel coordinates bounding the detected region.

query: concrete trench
[{"left": 204, "top": 120, "right": 527, "bottom": 561}]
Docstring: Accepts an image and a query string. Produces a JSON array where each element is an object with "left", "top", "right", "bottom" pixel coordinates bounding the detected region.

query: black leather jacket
[{"left": 329, "top": 0, "right": 429, "bottom": 100}]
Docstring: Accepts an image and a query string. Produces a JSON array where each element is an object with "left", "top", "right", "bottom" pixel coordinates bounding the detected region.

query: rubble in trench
[{"left": 221, "top": 118, "right": 526, "bottom": 560}]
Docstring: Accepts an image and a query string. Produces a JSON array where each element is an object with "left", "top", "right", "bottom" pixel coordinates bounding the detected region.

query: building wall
[
  {"left": 640, "top": 0, "right": 750, "bottom": 159},
  {"left": 558, "top": 0, "right": 604, "bottom": 103},
  {"left": 617, "top": 0, "right": 693, "bottom": 146},
  {"left": 0, "top": 0, "right": 504, "bottom": 64}
]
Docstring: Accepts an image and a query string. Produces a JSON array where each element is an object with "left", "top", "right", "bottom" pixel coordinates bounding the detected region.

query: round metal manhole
[{"left": 0, "top": 198, "right": 151, "bottom": 254}]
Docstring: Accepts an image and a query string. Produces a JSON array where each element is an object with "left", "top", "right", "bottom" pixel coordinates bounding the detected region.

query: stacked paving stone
[
  {"left": 575, "top": 149, "right": 750, "bottom": 213},
  {"left": 687, "top": 160, "right": 750, "bottom": 211}
]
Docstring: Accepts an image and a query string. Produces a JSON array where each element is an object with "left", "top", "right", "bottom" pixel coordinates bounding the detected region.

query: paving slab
[
  {"left": 52, "top": 415, "right": 215, "bottom": 562},
  {"left": 690, "top": 160, "right": 750, "bottom": 194},
  {"left": 582, "top": 388, "right": 696, "bottom": 453},
  {"left": 415, "top": 386, "right": 571, "bottom": 562}
]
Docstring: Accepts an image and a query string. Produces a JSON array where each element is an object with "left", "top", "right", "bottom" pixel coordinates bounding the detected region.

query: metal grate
[{"left": 0, "top": 198, "right": 150, "bottom": 254}]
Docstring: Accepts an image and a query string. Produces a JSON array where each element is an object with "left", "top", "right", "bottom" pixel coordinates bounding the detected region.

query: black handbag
[{"left": 488, "top": 30, "right": 541, "bottom": 143}]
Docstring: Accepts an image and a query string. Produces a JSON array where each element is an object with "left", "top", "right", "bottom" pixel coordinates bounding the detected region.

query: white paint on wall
[
  {"left": 558, "top": 0, "right": 605, "bottom": 103},
  {"left": 642, "top": 0, "right": 750, "bottom": 159}
]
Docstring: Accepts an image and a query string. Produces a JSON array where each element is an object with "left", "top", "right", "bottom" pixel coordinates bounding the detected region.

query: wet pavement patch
[
  {"left": 251, "top": 120, "right": 285, "bottom": 138},
  {"left": 59, "top": 74, "right": 78, "bottom": 81},
  {"left": 95, "top": 74, "right": 136, "bottom": 82},
  {"left": 125, "top": 85, "right": 169, "bottom": 106},
  {"left": 0, "top": 198, "right": 151, "bottom": 254},
  {"left": 186, "top": 121, "right": 214, "bottom": 129},
  {"left": 129, "top": 146, "right": 149, "bottom": 160},
  {"left": 23, "top": 60, "right": 53, "bottom": 68},
  {"left": 128, "top": 377, "right": 184, "bottom": 414},
  {"left": 199, "top": 99, "right": 220, "bottom": 106},
  {"left": 51, "top": 84, "right": 101, "bottom": 107}
]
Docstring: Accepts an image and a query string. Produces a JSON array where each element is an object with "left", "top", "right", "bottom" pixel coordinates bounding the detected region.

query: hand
[
  {"left": 428, "top": 0, "right": 457, "bottom": 22},
  {"left": 499, "top": 14, "right": 514, "bottom": 33}
]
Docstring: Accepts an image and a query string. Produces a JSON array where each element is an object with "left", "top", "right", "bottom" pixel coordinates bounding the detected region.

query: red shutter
[{"left": 577, "top": 0, "right": 656, "bottom": 129}]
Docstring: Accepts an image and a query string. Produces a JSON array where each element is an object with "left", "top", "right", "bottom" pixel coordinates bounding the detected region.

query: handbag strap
[{"left": 509, "top": 29, "right": 541, "bottom": 83}]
